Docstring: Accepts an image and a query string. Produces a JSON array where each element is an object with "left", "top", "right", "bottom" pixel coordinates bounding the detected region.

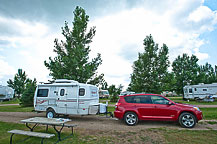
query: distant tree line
[{"left": 128, "top": 35, "right": 217, "bottom": 95}]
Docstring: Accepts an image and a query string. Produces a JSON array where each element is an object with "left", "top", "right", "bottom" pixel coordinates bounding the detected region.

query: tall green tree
[
  {"left": 172, "top": 53, "right": 199, "bottom": 94},
  {"left": 7, "top": 69, "right": 30, "bottom": 98},
  {"left": 128, "top": 35, "right": 170, "bottom": 93},
  {"left": 196, "top": 63, "right": 217, "bottom": 84},
  {"left": 108, "top": 84, "right": 123, "bottom": 102},
  {"left": 20, "top": 78, "right": 37, "bottom": 107},
  {"left": 44, "top": 6, "right": 102, "bottom": 84}
]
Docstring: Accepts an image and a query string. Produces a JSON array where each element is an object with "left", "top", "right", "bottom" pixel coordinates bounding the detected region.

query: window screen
[
  {"left": 37, "top": 89, "right": 49, "bottom": 97},
  {"left": 79, "top": 88, "right": 85, "bottom": 96},
  {"left": 60, "top": 89, "right": 65, "bottom": 96}
]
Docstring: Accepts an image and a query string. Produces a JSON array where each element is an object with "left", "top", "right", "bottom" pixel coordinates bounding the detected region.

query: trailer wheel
[
  {"left": 179, "top": 112, "right": 196, "bottom": 128},
  {"left": 46, "top": 109, "right": 56, "bottom": 118}
]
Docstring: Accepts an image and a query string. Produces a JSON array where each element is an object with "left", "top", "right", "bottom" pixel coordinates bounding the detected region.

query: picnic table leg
[
  {"left": 10, "top": 133, "right": 15, "bottom": 144},
  {"left": 71, "top": 127, "right": 74, "bottom": 135},
  {"left": 53, "top": 125, "right": 64, "bottom": 141},
  {"left": 46, "top": 125, "right": 48, "bottom": 132},
  {"left": 26, "top": 123, "right": 38, "bottom": 131},
  {"left": 41, "top": 138, "right": 44, "bottom": 144}
]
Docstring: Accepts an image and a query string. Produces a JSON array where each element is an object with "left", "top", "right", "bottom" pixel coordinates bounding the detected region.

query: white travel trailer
[
  {"left": 0, "top": 85, "right": 14, "bottom": 101},
  {"left": 34, "top": 79, "right": 108, "bottom": 118},
  {"left": 183, "top": 83, "right": 217, "bottom": 100},
  {"left": 99, "top": 90, "right": 109, "bottom": 98}
]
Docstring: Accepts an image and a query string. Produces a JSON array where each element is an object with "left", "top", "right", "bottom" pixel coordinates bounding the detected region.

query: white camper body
[
  {"left": 0, "top": 85, "right": 14, "bottom": 101},
  {"left": 183, "top": 83, "right": 217, "bottom": 100},
  {"left": 34, "top": 79, "right": 107, "bottom": 117}
]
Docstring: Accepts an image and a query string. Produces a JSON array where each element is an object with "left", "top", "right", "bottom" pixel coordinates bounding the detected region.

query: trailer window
[
  {"left": 194, "top": 88, "right": 197, "bottom": 91},
  {"left": 60, "top": 89, "right": 65, "bottom": 96},
  {"left": 203, "top": 89, "right": 207, "bottom": 91},
  {"left": 37, "top": 89, "right": 49, "bottom": 97},
  {"left": 79, "top": 88, "right": 85, "bottom": 96},
  {"left": 189, "top": 89, "right": 192, "bottom": 93}
]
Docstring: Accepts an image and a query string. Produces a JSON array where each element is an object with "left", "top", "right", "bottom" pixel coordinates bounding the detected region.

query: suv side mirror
[{"left": 168, "top": 101, "right": 173, "bottom": 105}]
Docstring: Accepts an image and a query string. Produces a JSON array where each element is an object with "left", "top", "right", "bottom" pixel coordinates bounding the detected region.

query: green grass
[
  {"left": 167, "top": 97, "right": 183, "bottom": 101},
  {"left": 160, "top": 128, "right": 217, "bottom": 144},
  {"left": 200, "top": 108, "right": 217, "bottom": 120},
  {"left": 107, "top": 106, "right": 115, "bottom": 113},
  {"left": 0, "top": 105, "right": 33, "bottom": 112},
  {"left": 173, "top": 100, "right": 217, "bottom": 105},
  {"left": 0, "top": 98, "right": 20, "bottom": 104},
  {"left": 207, "top": 121, "right": 217, "bottom": 125}
]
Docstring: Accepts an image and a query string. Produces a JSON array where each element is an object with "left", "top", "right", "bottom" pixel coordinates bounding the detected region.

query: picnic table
[{"left": 8, "top": 117, "right": 77, "bottom": 144}]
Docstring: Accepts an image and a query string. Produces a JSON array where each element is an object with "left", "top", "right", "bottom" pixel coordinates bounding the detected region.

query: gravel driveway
[{"left": 0, "top": 112, "right": 216, "bottom": 131}]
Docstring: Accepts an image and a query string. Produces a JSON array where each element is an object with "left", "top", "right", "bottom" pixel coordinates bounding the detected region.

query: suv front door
[{"left": 151, "top": 95, "right": 177, "bottom": 120}]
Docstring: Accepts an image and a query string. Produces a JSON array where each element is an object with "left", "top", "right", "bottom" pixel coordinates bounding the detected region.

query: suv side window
[
  {"left": 140, "top": 95, "right": 152, "bottom": 104},
  {"left": 124, "top": 95, "right": 152, "bottom": 104},
  {"left": 151, "top": 96, "right": 169, "bottom": 105}
]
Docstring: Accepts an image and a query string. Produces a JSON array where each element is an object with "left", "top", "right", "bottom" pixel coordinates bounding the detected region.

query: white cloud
[
  {"left": 0, "top": 16, "right": 61, "bottom": 84},
  {"left": 89, "top": 0, "right": 217, "bottom": 88},
  {"left": 0, "top": 58, "right": 16, "bottom": 79}
]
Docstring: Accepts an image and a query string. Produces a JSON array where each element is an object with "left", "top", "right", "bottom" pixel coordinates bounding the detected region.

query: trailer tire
[{"left": 46, "top": 109, "right": 56, "bottom": 118}]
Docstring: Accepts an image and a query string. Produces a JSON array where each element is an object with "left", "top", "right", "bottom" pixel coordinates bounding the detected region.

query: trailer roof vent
[
  {"left": 212, "top": 83, "right": 217, "bottom": 85},
  {"left": 199, "top": 83, "right": 204, "bottom": 85},
  {"left": 54, "top": 79, "right": 78, "bottom": 84}
]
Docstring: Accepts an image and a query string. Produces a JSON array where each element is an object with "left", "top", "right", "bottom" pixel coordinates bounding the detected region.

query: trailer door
[
  {"left": 57, "top": 87, "right": 67, "bottom": 114},
  {"left": 66, "top": 86, "right": 78, "bottom": 114}
]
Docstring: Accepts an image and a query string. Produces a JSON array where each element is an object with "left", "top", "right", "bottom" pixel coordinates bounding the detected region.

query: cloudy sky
[{"left": 0, "top": 0, "right": 217, "bottom": 89}]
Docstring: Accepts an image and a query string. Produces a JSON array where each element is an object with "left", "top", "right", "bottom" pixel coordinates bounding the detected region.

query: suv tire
[
  {"left": 124, "top": 112, "right": 138, "bottom": 126},
  {"left": 179, "top": 112, "right": 196, "bottom": 128},
  {"left": 46, "top": 109, "right": 56, "bottom": 118}
]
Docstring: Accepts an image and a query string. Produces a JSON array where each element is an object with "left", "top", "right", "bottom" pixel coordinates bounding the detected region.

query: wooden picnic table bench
[{"left": 8, "top": 129, "right": 55, "bottom": 144}]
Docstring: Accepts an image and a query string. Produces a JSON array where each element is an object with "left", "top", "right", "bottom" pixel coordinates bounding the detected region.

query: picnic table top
[{"left": 20, "top": 117, "right": 71, "bottom": 125}]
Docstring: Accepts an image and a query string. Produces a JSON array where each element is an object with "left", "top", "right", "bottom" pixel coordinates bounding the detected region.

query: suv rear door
[{"left": 125, "top": 95, "right": 155, "bottom": 119}]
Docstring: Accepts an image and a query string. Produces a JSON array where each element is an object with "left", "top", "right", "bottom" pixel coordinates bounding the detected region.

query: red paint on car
[{"left": 114, "top": 94, "right": 203, "bottom": 128}]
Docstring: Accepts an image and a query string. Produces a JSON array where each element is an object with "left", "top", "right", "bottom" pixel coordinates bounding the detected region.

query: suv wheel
[
  {"left": 46, "top": 109, "right": 56, "bottom": 118},
  {"left": 124, "top": 112, "right": 138, "bottom": 126},
  {"left": 179, "top": 112, "right": 196, "bottom": 128}
]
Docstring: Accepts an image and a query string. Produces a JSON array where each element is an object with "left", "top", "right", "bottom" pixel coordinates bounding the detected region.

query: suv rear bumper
[{"left": 114, "top": 110, "right": 124, "bottom": 119}]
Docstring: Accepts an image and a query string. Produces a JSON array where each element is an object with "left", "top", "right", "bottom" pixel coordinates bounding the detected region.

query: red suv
[{"left": 114, "top": 94, "right": 203, "bottom": 128}]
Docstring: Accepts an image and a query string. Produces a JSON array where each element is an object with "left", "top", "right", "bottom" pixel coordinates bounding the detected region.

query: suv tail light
[{"left": 115, "top": 102, "right": 121, "bottom": 109}]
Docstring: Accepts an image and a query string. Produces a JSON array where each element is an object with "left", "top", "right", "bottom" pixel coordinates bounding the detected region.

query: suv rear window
[{"left": 124, "top": 96, "right": 135, "bottom": 103}]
